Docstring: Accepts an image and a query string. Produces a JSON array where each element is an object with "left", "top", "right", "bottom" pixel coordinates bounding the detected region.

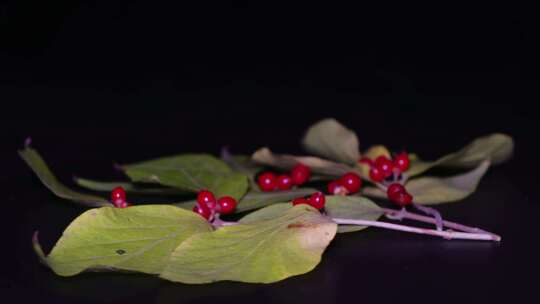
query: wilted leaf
[
  {"left": 19, "top": 147, "right": 111, "bottom": 207},
  {"left": 174, "top": 188, "right": 318, "bottom": 213},
  {"left": 302, "top": 118, "right": 360, "bottom": 165},
  {"left": 122, "top": 154, "right": 249, "bottom": 200},
  {"left": 160, "top": 204, "right": 337, "bottom": 284},
  {"left": 33, "top": 205, "right": 212, "bottom": 276},
  {"left": 407, "top": 133, "right": 512, "bottom": 177},
  {"left": 364, "top": 160, "right": 491, "bottom": 205},
  {"left": 74, "top": 177, "right": 185, "bottom": 195},
  {"left": 325, "top": 196, "right": 384, "bottom": 233},
  {"left": 252, "top": 147, "right": 352, "bottom": 177}
]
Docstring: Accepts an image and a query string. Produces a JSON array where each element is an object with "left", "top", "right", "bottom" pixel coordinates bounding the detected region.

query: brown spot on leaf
[{"left": 287, "top": 222, "right": 317, "bottom": 229}]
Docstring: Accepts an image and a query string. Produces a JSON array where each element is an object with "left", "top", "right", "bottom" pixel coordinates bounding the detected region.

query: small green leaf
[
  {"left": 19, "top": 147, "right": 111, "bottom": 207},
  {"left": 74, "top": 177, "right": 186, "bottom": 195},
  {"left": 174, "top": 188, "right": 318, "bottom": 213},
  {"left": 302, "top": 118, "right": 360, "bottom": 165},
  {"left": 364, "top": 160, "right": 491, "bottom": 205},
  {"left": 160, "top": 204, "right": 337, "bottom": 284},
  {"left": 407, "top": 133, "right": 513, "bottom": 177},
  {"left": 33, "top": 205, "right": 212, "bottom": 276},
  {"left": 325, "top": 196, "right": 384, "bottom": 233},
  {"left": 252, "top": 147, "right": 352, "bottom": 177},
  {"left": 122, "top": 154, "right": 249, "bottom": 200}
]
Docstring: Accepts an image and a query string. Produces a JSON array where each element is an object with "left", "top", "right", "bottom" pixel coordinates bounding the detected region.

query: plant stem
[
  {"left": 332, "top": 217, "right": 501, "bottom": 242},
  {"left": 380, "top": 207, "right": 498, "bottom": 237}
]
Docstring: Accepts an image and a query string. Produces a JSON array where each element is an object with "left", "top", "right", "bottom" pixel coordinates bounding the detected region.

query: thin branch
[
  {"left": 332, "top": 218, "right": 501, "bottom": 242},
  {"left": 381, "top": 207, "right": 498, "bottom": 237}
]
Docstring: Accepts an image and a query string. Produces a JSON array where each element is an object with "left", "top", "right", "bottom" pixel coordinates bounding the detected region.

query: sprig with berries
[{"left": 21, "top": 118, "right": 513, "bottom": 284}]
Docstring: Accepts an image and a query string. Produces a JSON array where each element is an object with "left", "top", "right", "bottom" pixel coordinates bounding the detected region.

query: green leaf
[
  {"left": 238, "top": 203, "right": 291, "bottom": 223},
  {"left": 252, "top": 147, "right": 352, "bottom": 177},
  {"left": 19, "top": 147, "right": 111, "bottom": 207},
  {"left": 160, "top": 204, "right": 337, "bottom": 284},
  {"left": 364, "top": 160, "right": 491, "bottom": 205},
  {"left": 33, "top": 205, "right": 212, "bottom": 276},
  {"left": 324, "top": 196, "right": 384, "bottom": 233},
  {"left": 174, "top": 188, "right": 318, "bottom": 213},
  {"left": 74, "top": 177, "right": 186, "bottom": 195},
  {"left": 302, "top": 118, "right": 360, "bottom": 165},
  {"left": 122, "top": 154, "right": 249, "bottom": 200},
  {"left": 407, "top": 133, "right": 513, "bottom": 177}
]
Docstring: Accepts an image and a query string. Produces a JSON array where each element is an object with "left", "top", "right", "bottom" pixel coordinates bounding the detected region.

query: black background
[{"left": 1, "top": 2, "right": 538, "bottom": 303}]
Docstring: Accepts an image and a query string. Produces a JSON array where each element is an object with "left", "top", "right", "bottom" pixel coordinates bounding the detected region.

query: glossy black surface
[{"left": 1, "top": 3, "right": 537, "bottom": 303}]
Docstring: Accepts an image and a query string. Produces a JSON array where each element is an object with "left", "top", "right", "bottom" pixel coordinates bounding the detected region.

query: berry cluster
[
  {"left": 111, "top": 186, "right": 130, "bottom": 208},
  {"left": 360, "top": 152, "right": 410, "bottom": 182},
  {"left": 327, "top": 172, "right": 362, "bottom": 195},
  {"left": 192, "top": 190, "right": 237, "bottom": 220},
  {"left": 258, "top": 163, "right": 311, "bottom": 192},
  {"left": 386, "top": 183, "right": 413, "bottom": 207},
  {"left": 292, "top": 191, "right": 326, "bottom": 209}
]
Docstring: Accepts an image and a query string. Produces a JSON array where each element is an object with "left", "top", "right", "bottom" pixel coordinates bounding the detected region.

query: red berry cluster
[
  {"left": 386, "top": 183, "right": 413, "bottom": 207},
  {"left": 292, "top": 191, "right": 326, "bottom": 209},
  {"left": 192, "top": 190, "right": 237, "bottom": 220},
  {"left": 258, "top": 163, "right": 311, "bottom": 192},
  {"left": 359, "top": 152, "right": 410, "bottom": 182},
  {"left": 111, "top": 186, "right": 130, "bottom": 208},
  {"left": 327, "top": 172, "right": 362, "bottom": 195}
]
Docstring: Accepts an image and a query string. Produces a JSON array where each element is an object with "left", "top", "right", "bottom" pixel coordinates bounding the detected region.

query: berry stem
[
  {"left": 332, "top": 217, "right": 501, "bottom": 242},
  {"left": 412, "top": 203, "right": 444, "bottom": 231},
  {"left": 380, "top": 207, "right": 497, "bottom": 237},
  {"left": 211, "top": 214, "right": 239, "bottom": 228}
]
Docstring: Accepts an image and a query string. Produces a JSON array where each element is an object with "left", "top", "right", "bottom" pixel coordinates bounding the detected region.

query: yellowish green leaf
[
  {"left": 122, "top": 154, "right": 249, "bottom": 200},
  {"left": 19, "top": 147, "right": 111, "bottom": 207},
  {"left": 302, "top": 118, "right": 360, "bottom": 165},
  {"left": 160, "top": 205, "right": 337, "bottom": 284},
  {"left": 364, "top": 160, "right": 491, "bottom": 205},
  {"left": 407, "top": 133, "right": 513, "bottom": 177},
  {"left": 33, "top": 205, "right": 212, "bottom": 276}
]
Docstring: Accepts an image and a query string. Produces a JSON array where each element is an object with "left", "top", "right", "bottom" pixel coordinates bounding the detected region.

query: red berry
[
  {"left": 387, "top": 183, "right": 406, "bottom": 197},
  {"left": 119, "top": 201, "right": 131, "bottom": 208},
  {"left": 291, "top": 163, "right": 311, "bottom": 185},
  {"left": 386, "top": 183, "right": 413, "bottom": 207},
  {"left": 394, "top": 152, "right": 410, "bottom": 172},
  {"left": 111, "top": 186, "right": 126, "bottom": 203},
  {"left": 369, "top": 167, "right": 385, "bottom": 182},
  {"left": 192, "top": 204, "right": 212, "bottom": 220},
  {"left": 339, "top": 172, "right": 362, "bottom": 194},
  {"left": 375, "top": 156, "right": 394, "bottom": 178},
  {"left": 197, "top": 190, "right": 216, "bottom": 209},
  {"left": 327, "top": 180, "right": 341, "bottom": 194},
  {"left": 390, "top": 192, "right": 413, "bottom": 207},
  {"left": 276, "top": 174, "right": 293, "bottom": 190},
  {"left": 358, "top": 157, "right": 374, "bottom": 166},
  {"left": 217, "top": 196, "right": 237, "bottom": 214},
  {"left": 258, "top": 172, "right": 277, "bottom": 192},
  {"left": 308, "top": 192, "right": 326, "bottom": 209},
  {"left": 292, "top": 197, "right": 309, "bottom": 206}
]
